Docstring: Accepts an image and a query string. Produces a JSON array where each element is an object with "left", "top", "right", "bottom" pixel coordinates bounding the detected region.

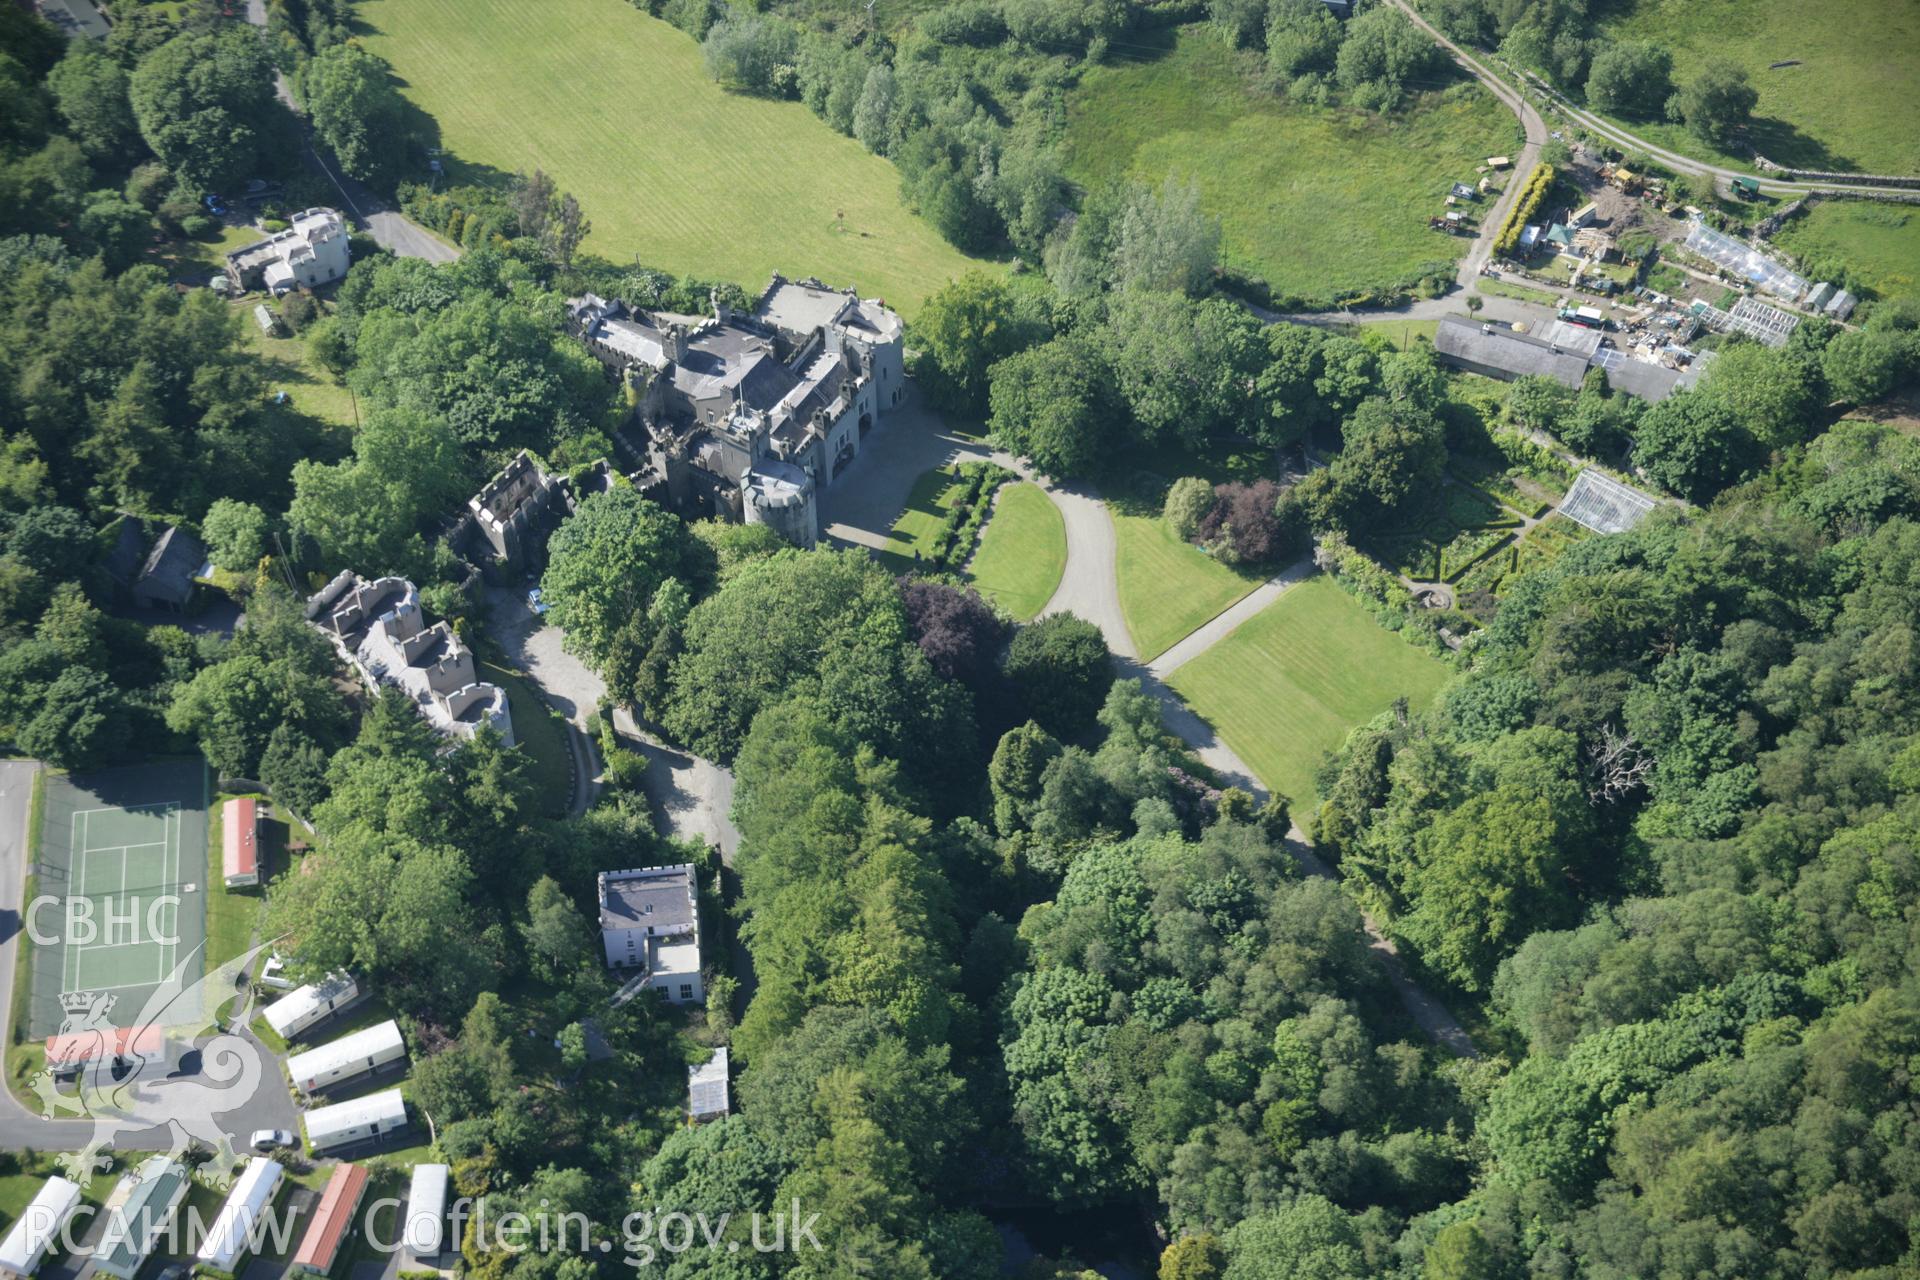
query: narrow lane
[
  {"left": 1377, "top": 0, "right": 1550, "bottom": 294},
  {"left": 242, "top": 0, "right": 461, "bottom": 263},
  {"left": 1037, "top": 487, "right": 1136, "bottom": 660}
]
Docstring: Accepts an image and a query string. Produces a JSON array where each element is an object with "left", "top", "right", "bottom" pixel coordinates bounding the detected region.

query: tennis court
[{"left": 27, "top": 761, "right": 210, "bottom": 1039}]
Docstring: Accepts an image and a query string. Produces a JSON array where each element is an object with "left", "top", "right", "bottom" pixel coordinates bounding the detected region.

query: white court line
[
  {"left": 68, "top": 801, "right": 180, "bottom": 818},
  {"left": 62, "top": 973, "right": 168, "bottom": 995},
  {"left": 158, "top": 807, "right": 178, "bottom": 983},
  {"left": 63, "top": 808, "right": 87, "bottom": 993},
  {"left": 55, "top": 800, "right": 192, "bottom": 997}
]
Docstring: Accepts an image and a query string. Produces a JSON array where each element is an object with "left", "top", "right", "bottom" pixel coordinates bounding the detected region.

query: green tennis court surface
[{"left": 27, "top": 761, "right": 210, "bottom": 1039}]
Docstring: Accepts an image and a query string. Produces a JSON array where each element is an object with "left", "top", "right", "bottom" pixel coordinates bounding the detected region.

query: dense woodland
[{"left": 2, "top": 2, "right": 1919, "bottom": 1279}]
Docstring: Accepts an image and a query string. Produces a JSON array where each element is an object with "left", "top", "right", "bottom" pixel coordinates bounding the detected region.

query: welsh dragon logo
[{"left": 33, "top": 943, "right": 274, "bottom": 1188}]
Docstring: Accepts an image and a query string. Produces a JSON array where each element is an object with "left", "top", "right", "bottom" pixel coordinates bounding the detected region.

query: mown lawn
[
  {"left": 1356, "top": 317, "right": 1441, "bottom": 349},
  {"left": 358, "top": 0, "right": 991, "bottom": 314},
  {"left": 1598, "top": 0, "right": 1920, "bottom": 175},
  {"left": 1168, "top": 576, "right": 1450, "bottom": 806},
  {"left": 878, "top": 467, "right": 968, "bottom": 574},
  {"left": 236, "top": 305, "right": 361, "bottom": 432},
  {"left": 1774, "top": 201, "right": 1920, "bottom": 306},
  {"left": 1476, "top": 277, "right": 1563, "bottom": 307},
  {"left": 143, "top": 222, "right": 261, "bottom": 286},
  {"left": 967, "top": 482, "right": 1066, "bottom": 621},
  {"left": 1113, "top": 513, "right": 1265, "bottom": 662},
  {"left": 480, "top": 662, "right": 576, "bottom": 820},
  {"left": 1061, "top": 25, "right": 1518, "bottom": 302}
]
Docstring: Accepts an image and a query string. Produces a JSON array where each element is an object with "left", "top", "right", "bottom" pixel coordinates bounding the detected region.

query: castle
[
  {"left": 305, "top": 573, "right": 512, "bottom": 746},
  {"left": 565, "top": 275, "right": 906, "bottom": 548}
]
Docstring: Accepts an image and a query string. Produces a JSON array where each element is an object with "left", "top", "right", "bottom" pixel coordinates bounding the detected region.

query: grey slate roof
[
  {"left": 106, "top": 516, "right": 149, "bottom": 588},
  {"left": 134, "top": 526, "right": 207, "bottom": 606},
  {"left": 1542, "top": 320, "right": 1604, "bottom": 360},
  {"left": 1435, "top": 317, "right": 1588, "bottom": 388},
  {"left": 599, "top": 866, "right": 697, "bottom": 933},
  {"left": 1600, "top": 358, "right": 1687, "bottom": 401}
]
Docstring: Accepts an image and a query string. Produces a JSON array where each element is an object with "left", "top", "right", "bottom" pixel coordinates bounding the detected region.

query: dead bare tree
[{"left": 1585, "top": 723, "right": 1652, "bottom": 805}]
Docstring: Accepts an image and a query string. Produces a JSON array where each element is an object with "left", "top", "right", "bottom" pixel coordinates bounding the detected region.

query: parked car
[
  {"left": 204, "top": 194, "right": 228, "bottom": 216},
  {"left": 250, "top": 1129, "right": 295, "bottom": 1152}
]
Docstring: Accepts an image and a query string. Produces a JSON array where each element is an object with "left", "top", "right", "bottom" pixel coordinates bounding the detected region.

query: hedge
[
  {"left": 927, "top": 461, "right": 1014, "bottom": 572},
  {"left": 1494, "top": 163, "right": 1555, "bottom": 257}
]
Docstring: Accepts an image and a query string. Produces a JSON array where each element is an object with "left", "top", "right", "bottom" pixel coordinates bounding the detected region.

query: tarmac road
[{"left": 0, "top": 760, "right": 95, "bottom": 1148}]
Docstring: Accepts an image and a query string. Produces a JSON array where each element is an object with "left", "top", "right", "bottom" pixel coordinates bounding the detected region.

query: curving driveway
[
  {"left": 1037, "top": 507, "right": 1484, "bottom": 1058},
  {"left": 816, "top": 400, "right": 1483, "bottom": 1055},
  {"left": 1035, "top": 487, "right": 1135, "bottom": 660}
]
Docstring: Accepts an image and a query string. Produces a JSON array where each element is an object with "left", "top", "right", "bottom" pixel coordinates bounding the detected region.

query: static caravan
[
  {"left": 222, "top": 796, "right": 260, "bottom": 888},
  {"left": 687, "top": 1046, "right": 729, "bottom": 1122},
  {"left": 263, "top": 972, "right": 358, "bottom": 1042},
  {"left": 288, "top": 1020, "right": 406, "bottom": 1097},
  {"left": 195, "top": 1157, "right": 283, "bottom": 1274},
  {"left": 91, "top": 1158, "right": 190, "bottom": 1280},
  {"left": 291, "top": 1163, "right": 369, "bottom": 1276},
  {"left": 404, "top": 1164, "right": 450, "bottom": 1260},
  {"left": 0, "top": 1176, "right": 81, "bottom": 1279},
  {"left": 305, "top": 1088, "right": 408, "bottom": 1154}
]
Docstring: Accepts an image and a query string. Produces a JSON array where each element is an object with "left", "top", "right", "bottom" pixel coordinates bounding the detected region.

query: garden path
[
  {"left": 1145, "top": 558, "right": 1314, "bottom": 679},
  {"left": 1039, "top": 496, "right": 1484, "bottom": 1059}
]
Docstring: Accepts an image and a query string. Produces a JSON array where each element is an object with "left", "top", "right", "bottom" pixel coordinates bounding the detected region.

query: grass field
[
  {"left": 359, "top": 0, "right": 989, "bottom": 313},
  {"left": 1113, "top": 513, "right": 1265, "bottom": 662},
  {"left": 1168, "top": 576, "right": 1450, "bottom": 806},
  {"left": 1356, "top": 317, "right": 1442, "bottom": 349},
  {"left": 143, "top": 223, "right": 260, "bottom": 286},
  {"left": 1774, "top": 202, "right": 1920, "bottom": 306},
  {"left": 1476, "top": 277, "right": 1564, "bottom": 307},
  {"left": 967, "top": 483, "right": 1066, "bottom": 620},
  {"left": 1597, "top": 0, "right": 1920, "bottom": 175},
  {"left": 1061, "top": 26, "right": 1518, "bottom": 302}
]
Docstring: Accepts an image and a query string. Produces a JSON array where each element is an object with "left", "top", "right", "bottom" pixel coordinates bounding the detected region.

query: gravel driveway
[{"left": 487, "top": 589, "right": 738, "bottom": 859}]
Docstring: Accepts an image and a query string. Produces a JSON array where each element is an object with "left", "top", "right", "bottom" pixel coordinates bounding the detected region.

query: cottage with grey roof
[
  {"left": 567, "top": 274, "right": 905, "bottom": 549},
  {"left": 131, "top": 526, "right": 207, "bottom": 612},
  {"left": 598, "top": 865, "right": 703, "bottom": 1004}
]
